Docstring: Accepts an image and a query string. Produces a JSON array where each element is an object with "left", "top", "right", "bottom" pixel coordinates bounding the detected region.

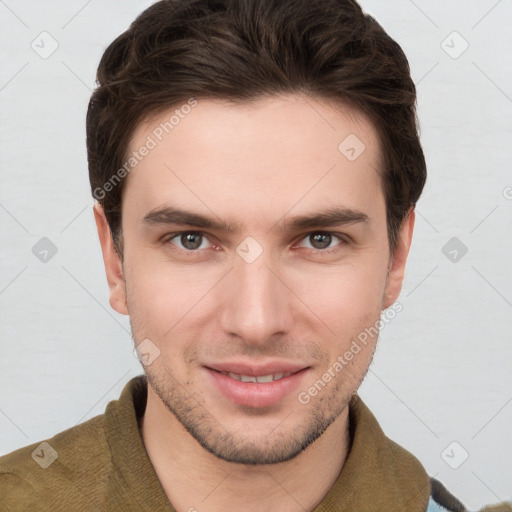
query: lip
[
  {"left": 205, "top": 361, "right": 307, "bottom": 377},
  {"left": 204, "top": 361, "right": 309, "bottom": 408}
]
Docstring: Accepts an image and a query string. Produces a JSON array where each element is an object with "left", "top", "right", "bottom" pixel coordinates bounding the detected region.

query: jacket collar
[
  {"left": 314, "top": 393, "right": 431, "bottom": 511},
  {"left": 107, "top": 375, "right": 431, "bottom": 511}
]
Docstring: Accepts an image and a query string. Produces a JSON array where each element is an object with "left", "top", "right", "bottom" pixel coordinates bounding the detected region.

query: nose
[{"left": 217, "top": 249, "right": 295, "bottom": 346}]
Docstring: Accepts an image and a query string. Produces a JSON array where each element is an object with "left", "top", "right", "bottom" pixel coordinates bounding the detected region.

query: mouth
[
  {"left": 217, "top": 371, "right": 294, "bottom": 383},
  {"left": 204, "top": 362, "right": 310, "bottom": 408}
]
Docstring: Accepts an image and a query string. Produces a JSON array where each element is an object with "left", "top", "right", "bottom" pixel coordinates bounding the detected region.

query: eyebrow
[{"left": 141, "top": 205, "right": 370, "bottom": 233}]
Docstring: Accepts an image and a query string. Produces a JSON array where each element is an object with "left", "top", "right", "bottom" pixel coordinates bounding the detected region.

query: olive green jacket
[{"left": 1, "top": 376, "right": 510, "bottom": 511}]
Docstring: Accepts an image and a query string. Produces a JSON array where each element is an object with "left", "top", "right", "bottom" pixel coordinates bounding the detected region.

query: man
[{"left": 0, "top": 0, "right": 510, "bottom": 511}]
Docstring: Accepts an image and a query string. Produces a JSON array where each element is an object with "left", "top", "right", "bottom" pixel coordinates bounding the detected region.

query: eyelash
[{"left": 162, "top": 231, "right": 348, "bottom": 257}]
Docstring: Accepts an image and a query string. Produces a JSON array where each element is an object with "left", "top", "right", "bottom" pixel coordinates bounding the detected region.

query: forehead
[{"left": 122, "top": 94, "right": 384, "bottom": 228}]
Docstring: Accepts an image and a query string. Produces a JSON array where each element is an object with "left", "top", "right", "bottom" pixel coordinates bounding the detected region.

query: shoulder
[
  {"left": 0, "top": 413, "right": 110, "bottom": 511},
  {"left": 428, "top": 477, "right": 512, "bottom": 512}
]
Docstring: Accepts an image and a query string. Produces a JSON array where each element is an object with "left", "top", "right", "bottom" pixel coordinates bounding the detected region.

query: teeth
[
  {"left": 221, "top": 371, "right": 292, "bottom": 382},
  {"left": 256, "top": 374, "right": 273, "bottom": 383}
]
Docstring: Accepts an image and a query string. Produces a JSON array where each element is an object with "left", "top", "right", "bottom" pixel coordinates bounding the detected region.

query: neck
[{"left": 139, "top": 386, "right": 351, "bottom": 512}]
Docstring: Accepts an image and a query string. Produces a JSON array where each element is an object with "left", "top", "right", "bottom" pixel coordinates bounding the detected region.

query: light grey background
[{"left": 0, "top": 0, "right": 511, "bottom": 508}]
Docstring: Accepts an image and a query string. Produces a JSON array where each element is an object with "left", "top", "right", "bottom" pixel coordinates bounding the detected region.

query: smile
[
  {"left": 220, "top": 371, "right": 293, "bottom": 383},
  {"left": 205, "top": 365, "right": 310, "bottom": 408}
]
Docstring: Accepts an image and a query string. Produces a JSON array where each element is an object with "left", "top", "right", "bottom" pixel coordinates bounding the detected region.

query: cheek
[
  {"left": 124, "top": 252, "right": 222, "bottom": 338},
  {"left": 290, "top": 260, "right": 387, "bottom": 336}
]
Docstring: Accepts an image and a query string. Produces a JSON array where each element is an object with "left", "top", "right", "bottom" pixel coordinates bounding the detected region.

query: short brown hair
[{"left": 86, "top": 0, "right": 426, "bottom": 258}]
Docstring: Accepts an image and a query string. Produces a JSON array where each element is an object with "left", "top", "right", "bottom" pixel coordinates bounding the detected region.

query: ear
[
  {"left": 93, "top": 203, "right": 128, "bottom": 315},
  {"left": 382, "top": 208, "right": 415, "bottom": 310}
]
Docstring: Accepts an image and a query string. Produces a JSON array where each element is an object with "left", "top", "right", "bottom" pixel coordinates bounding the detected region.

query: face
[{"left": 94, "top": 93, "right": 414, "bottom": 465}]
